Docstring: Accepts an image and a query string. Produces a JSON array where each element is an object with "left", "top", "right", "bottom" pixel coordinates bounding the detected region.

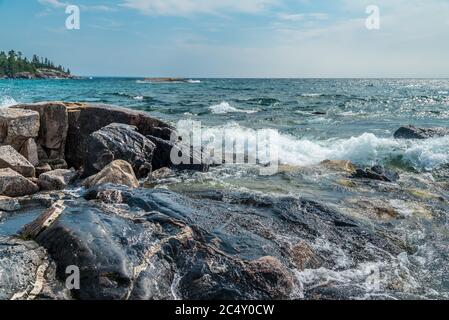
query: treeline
[{"left": 0, "top": 50, "right": 70, "bottom": 77}]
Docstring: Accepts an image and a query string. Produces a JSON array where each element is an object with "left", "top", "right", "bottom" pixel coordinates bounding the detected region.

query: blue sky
[{"left": 1, "top": 0, "right": 449, "bottom": 77}]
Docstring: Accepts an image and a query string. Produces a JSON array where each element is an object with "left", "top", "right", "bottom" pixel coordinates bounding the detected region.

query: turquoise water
[
  {"left": 2, "top": 78, "right": 449, "bottom": 298},
  {"left": 2, "top": 78, "right": 449, "bottom": 171}
]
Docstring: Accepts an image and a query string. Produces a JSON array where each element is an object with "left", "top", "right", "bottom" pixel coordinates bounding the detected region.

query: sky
[{"left": 0, "top": 0, "right": 449, "bottom": 77}]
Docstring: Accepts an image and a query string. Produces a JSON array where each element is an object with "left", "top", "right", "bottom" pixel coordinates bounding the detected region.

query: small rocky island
[
  {"left": 0, "top": 102, "right": 447, "bottom": 300},
  {"left": 0, "top": 50, "right": 76, "bottom": 79}
]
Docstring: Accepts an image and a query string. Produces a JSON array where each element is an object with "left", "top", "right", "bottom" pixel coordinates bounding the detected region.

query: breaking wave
[
  {"left": 177, "top": 122, "right": 449, "bottom": 171},
  {"left": 209, "top": 102, "right": 258, "bottom": 114},
  {"left": 0, "top": 96, "right": 17, "bottom": 108}
]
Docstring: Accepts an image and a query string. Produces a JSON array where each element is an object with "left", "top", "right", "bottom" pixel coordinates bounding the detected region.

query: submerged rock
[
  {"left": 0, "top": 145, "right": 36, "bottom": 178},
  {"left": 38, "top": 169, "right": 78, "bottom": 191},
  {"left": 83, "top": 160, "right": 139, "bottom": 189},
  {"left": 394, "top": 125, "right": 449, "bottom": 139},
  {"left": 352, "top": 165, "right": 399, "bottom": 182},
  {"left": 84, "top": 123, "right": 155, "bottom": 178},
  {"left": 0, "top": 168, "right": 38, "bottom": 197},
  {"left": 320, "top": 160, "right": 357, "bottom": 174},
  {"left": 0, "top": 108, "right": 40, "bottom": 150},
  {"left": 148, "top": 167, "right": 175, "bottom": 180}
]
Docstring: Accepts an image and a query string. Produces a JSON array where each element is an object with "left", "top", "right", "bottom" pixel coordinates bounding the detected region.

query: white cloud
[
  {"left": 119, "top": 0, "right": 277, "bottom": 16},
  {"left": 38, "top": 0, "right": 66, "bottom": 8},
  {"left": 38, "top": 0, "right": 116, "bottom": 12},
  {"left": 278, "top": 13, "right": 328, "bottom": 21}
]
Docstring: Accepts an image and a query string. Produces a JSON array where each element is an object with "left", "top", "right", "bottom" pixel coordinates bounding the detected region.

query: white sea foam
[
  {"left": 187, "top": 79, "right": 201, "bottom": 84},
  {"left": 209, "top": 102, "right": 257, "bottom": 114},
  {"left": 178, "top": 122, "right": 449, "bottom": 171},
  {"left": 301, "top": 93, "right": 322, "bottom": 97},
  {"left": 133, "top": 95, "right": 144, "bottom": 100},
  {"left": 0, "top": 96, "right": 17, "bottom": 108}
]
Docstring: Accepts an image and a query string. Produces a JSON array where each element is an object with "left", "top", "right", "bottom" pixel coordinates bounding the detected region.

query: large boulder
[
  {"left": 0, "top": 145, "right": 36, "bottom": 178},
  {"left": 84, "top": 123, "right": 155, "bottom": 178},
  {"left": 83, "top": 160, "right": 139, "bottom": 189},
  {"left": 0, "top": 168, "right": 39, "bottom": 197},
  {"left": 65, "top": 103, "right": 174, "bottom": 169},
  {"left": 38, "top": 169, "right": 78, "bottom": 191},
  {"left": 0, "top": 108, "right": 40, "bottom": 150},
  {"left": 394, "top": 125, "right": 449, "bottom": 139},
  {"left": 13, "top": 102, "right": 69, "bottom": 160}
]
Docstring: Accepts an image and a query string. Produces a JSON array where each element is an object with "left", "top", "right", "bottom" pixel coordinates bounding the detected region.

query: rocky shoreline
[
  {"left": 2, "top": 68, "right": 78, "bottom": 80},
  {"left": 0, "top": 102, "right": 448, "bottom": 300}
]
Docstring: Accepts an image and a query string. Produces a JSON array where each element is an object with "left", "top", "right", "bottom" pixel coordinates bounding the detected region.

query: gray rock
[
  {"left": 0, "top": 195, "right": 20, "bottom": 211},
  {"left": 0, "top": 168, "right": 39, "bottom": 197},
  {"left": 0, "top": 108, "right": 40, "bottom": 150},
  {"left": 0, "top": 145, "right": 35, "bottom": 178},
  {"left": 84, "top": 123, "right": 155, "bottom": 178},
  {"left": 0, "top": 237, "right": 48, "bottom": 300},
  {"left": 352, "top": 165, "right": 400, "bottom": 182},
  {"left": 38, "top": 169, "right": 78, "bottom": 191},
  {"left": 394, "top": 125, "right": 449, "bottom": 139},
  {"left": 35, "top": 163, "right": 52, "bottom": 177}
]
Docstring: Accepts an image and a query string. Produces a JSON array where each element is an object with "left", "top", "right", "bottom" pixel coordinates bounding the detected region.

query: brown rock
[
  {"left": 290, "top": 241, "right": 322, "bottom": 270},
  {"left": 244, "top": 256, "right": 294, "bottom": 299},
  {"left": 0, "top": 145, "right": 35, "bottom": 177},
  {"left": 0, "top": 108, "right": 40, "bottom": 149},
  {"left": 13, "top": 102, "right": 69, "bottom": 159},
  {"left": 0, "top": 168, "right": 39, "bottom": 197},
  {"left": 19, "top": 138, "right": 39, "bottom": 166},
  {"left": 83, "top": 160, "right": 139, "bottom": 189},
  {"left": 320, "top": 160, "right": 357, "bottom": 174}
]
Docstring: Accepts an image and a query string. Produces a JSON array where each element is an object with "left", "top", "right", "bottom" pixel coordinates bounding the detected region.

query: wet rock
[
  {"left": 19, "top": 138, "right": 39, "bottom": 166},
  {"left": 0, "top": 168, "right": 39, "bottom": 197},
  {"left": 0, "top": 195, "right": 20, "bottom": 212},
  {"left": 84, "top": 123, "right": 155, "bottom": 178},
  {"left": 83, "top": 160, "right": 139, "bottom": 189},
  {"left": 0, "top": 237, "right": 49, "bottom": 300},
  {"left": 0, "top": 145, "right": 36, "bottom": 178},
  {"left": 149, "top": 167, "right": 175, "bottom": 180},
  {"left": 320, "top": 160, "right": 357, "bottom": 174},
  {"left": 35, "top": 163, "right": 52, "bottom": 176},
  {"left": 394, "top": 125, "right": 449, "bottom": 139},
  {"left": 65, "top": 103, "right": 174, "bottom": 169},
  {"left": 38, "top": 169, "right": 78, "bottom": 191},
  {"left": 352, "top": 165, "right": 399, "bottom": 182},
  {"left": 20, "top": 200, "right": 165, "bottom": 299},
  {"left": 147, "top": 135, "right": 209, "bottom": 172},
  {"left": 0, "top": 108, "right": 40, "bottom": 150},
  {"left": 290, "top": 241, "right": 322, "bottom": 270},
  {"left": 13, "top": 102, "right": 69, "bottom": 160}
]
